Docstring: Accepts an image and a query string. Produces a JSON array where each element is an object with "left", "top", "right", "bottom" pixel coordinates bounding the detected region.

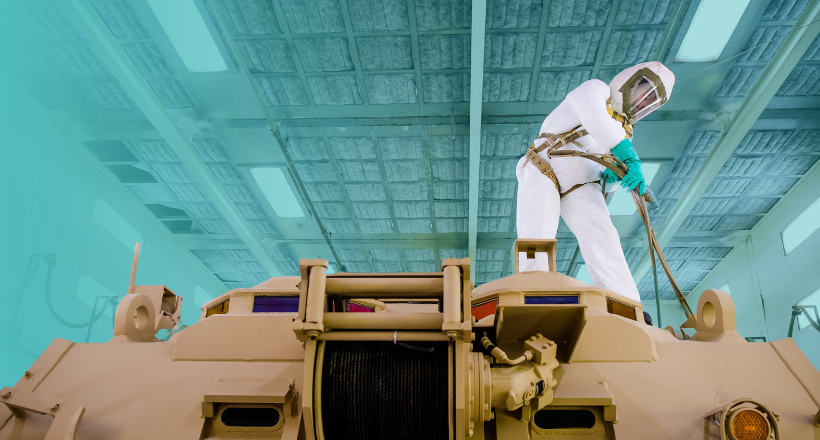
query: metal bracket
[{"left": 0, "top": 387, "right": 85, "bottom": 440}]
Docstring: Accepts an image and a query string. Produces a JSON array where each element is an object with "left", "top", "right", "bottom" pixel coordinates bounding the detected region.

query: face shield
[
  {"left": 628, "top": 76, "right": 662, "bottom": 122},
  {"left": 618, "top": 67, "right": 669, "bottom": 123}
]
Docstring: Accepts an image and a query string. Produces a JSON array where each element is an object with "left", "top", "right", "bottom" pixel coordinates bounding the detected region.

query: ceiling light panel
[
  {"left": 146, "top": 0, "right": 228, "bottom": 72},
  {"left": 675, "top": 0, "right": 751, "bottom": 62}
]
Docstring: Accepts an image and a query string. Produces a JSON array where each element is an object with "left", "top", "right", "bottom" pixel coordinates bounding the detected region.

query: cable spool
[{"left": 317, "top": 340, "right": 450, "bottom": 440}]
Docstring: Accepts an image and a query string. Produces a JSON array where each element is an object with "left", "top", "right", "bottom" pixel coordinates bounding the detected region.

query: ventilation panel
[
  {"left": 414, "top": 0, "right": 471, "bottom": 30},
  {"left": 435, "top": 201, "right": 468, "bottom": 217},
  {"left": 357, "top": 36, "right": 413, "bottom": 70},
  {"left": 432, "top": 160, "right": 469, "bottom": 180},
  {"left": 483, "top": 72, "right": 531, "bottom": 102},
  {"left": 330, "top": 137, "right": 376, "bottom": 160},
  {"left": 535, "top": 71, "right": 591, "bottom": 101},
  {"left": 547, "top": 0, "right": 611, "bottom": 27},
  {"left": 478, "top": 217, "right": 510, "bottom": 232},
  {"left": 308, "top": 76, "right": 363, "bottom": 105},
  {"left": 436, "top": 218, "right": 468, "bottom": 233},
  {"left": 433, "top": 181, "right": 469, "bottom": 200},
  {"left": 358, "top": 219, "right": 394, "bottom": 233},
  {"left": 295, "top": 38, "right": 353, "bottom": 72},
  {"left": 236, "top": 40, "right": 296, "bottom": 73},
  {"left": 380, "top": 137, "right": 424, "bottom": 160},
  {"left": 346, "top": 183, "right": 387, "bottom": 201},
  {"left": 540, "top": 31, "right": 602, "bottom": 67},
  {"left": 308, "top": 183, "right": 346, "bottom": 202},
  {"left": 481, "top": 134, "right": 527, "bottom": 157},
  {"left": 419, "top": 34, "right": 471, "bottom": 69},
  {"left": 270, "top": 248, "right": 300, "bottom": 275},
  {"left": 212, "top": 0, "right": 282, "bottom": 35},
  {"left": 390, "top": 182, "right": 429, "bottom": 200},
  {"left": 423, "top": 73, "right": 470, "bottom": 103},
  {"left": 348, "top": 0, "right": 409, "bottom": 31},
  {"left": 365, "top": 75, "right": 418, "bottom": 104},
  {"left": 716, "top": 215, "right": 762, "bottom": 231},
  {"left": 255, "top": 76, "right": 309, "bottom": 105},
  {"left": 485, "top": 0, "right": 541, "bottom": 28},
  {"left": 777, "top": 65, "right": 820, "bottom": 96},
  {"left": 735, "top": 130, "right": 789, "bottom": 154},
  {"left": 397, "top": 219, "right": 432, "bottom": 233},
  {"left": 324, "top": 220, "right": 358, "bottom": 234},
  {"left": 352, "top": 202, "right": 391, "bottom": 219},
  {"left": 484, "top": 33, "right": 537, "bottom": 68},
  {"left": 279, "top": 0, "right": 345, "bottom": 33},
  {"left": 601, "top": 29, "right": 662, "bottom": 65},
  {"left": 762, "top": 0, "right": 809, "bottom": 21},
  {"left": 405, "top": 249, "right": 435, "bottom": 261},
  {"left": 613, "top": 0, "right": 673, "bottom": 25},
  {"left": 718, "top": 67, "right": 764, "bottom": 97},
  {"left": 384, "top": 161, "right": 425, "bottom": 181},
  {"left": 394, "top": 202, "right": 430, "bottom": 218},
  {"left": 429, "top": 135, "right": 469, "bottom": 158}
]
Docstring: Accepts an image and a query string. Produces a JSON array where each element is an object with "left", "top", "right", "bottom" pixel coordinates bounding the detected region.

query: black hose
[{"left": 40, "top": 257, "right": 110, "bottom": 329}]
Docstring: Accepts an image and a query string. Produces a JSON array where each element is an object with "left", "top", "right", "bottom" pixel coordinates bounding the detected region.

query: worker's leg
[
  {"left": 560, "top": 183, "right": 641, "bottom": 302},
  {"left": 515, "top": 157, "right": 560, "bottom": 272}
]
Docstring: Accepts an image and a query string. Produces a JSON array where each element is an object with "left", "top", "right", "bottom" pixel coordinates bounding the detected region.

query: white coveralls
[{"left": 516, "top": 79, "right": 641, "bottom": 301}]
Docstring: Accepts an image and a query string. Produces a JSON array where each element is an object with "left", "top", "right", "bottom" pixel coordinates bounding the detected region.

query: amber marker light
[{"left": 729, "top": 409, "right": 770, "bottom": 440}]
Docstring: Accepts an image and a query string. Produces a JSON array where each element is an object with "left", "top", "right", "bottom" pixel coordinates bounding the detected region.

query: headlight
[{"left": 729, "top": 408, "right": 770, "bottom": 440}]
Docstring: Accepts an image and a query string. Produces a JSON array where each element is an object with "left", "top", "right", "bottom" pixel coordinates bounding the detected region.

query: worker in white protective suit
[{"left": 516, "top": 61, "right": 675, "bottom": 302}]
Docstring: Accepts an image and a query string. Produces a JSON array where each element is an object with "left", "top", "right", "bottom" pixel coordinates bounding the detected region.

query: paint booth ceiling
[{"left": 2, "top": 0, "right": 820, "bottom": 299}]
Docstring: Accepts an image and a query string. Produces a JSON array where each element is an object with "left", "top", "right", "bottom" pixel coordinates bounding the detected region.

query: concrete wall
[
  {"left": 0, "top": 72, "right": 227, "bottom": 386},
  {"left": 691, "top": 160, "right": 820, "bottom": 367}
]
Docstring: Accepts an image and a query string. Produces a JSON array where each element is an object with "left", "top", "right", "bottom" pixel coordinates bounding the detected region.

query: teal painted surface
[
  {"left": 0, "top": 71, "right": 227, "bottom": 388},
  {"left": 691, "top": 158, "right": 820, "bottom": 370}
]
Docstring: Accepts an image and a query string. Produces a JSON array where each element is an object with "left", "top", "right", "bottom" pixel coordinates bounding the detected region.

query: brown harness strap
[{"left": 560, "top": 181, "right": 599, "bottom": 198}]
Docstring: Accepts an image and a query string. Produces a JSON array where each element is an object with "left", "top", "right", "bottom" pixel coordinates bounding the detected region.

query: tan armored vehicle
[{"left": 1, "top": 239, "right": 819, "bottom": 440}]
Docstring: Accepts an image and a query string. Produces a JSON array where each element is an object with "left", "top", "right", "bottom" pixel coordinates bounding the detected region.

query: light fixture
[
  {"left": 146, "top": 0, "right": 228, "bottom": 72},
  {"left": 93, "top": 197, "right": 144, "bottom": 252},
  {"left": 675, "top": 0, "right": 751, "bottom": 62},
  {"left": 574, "top": 264, "right": 593, "bottom": 284},
  {"left": 782, "top": 194, "right": 820, "bottom": 254},
  {"left": 607, "top": 163, "right": 661, "bottom": 216},
  {"left": 250, "top": 167, "right": 305, "bottom": 218}
]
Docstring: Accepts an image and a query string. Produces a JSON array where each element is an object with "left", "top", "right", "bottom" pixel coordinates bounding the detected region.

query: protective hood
[{"left": 609, "top": 61, "right": 675, "bottom": 123}]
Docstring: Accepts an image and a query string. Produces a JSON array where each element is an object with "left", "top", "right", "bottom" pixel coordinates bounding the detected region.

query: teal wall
[
  {"left": 690, "top": 159, "right": 820, "bottom": 367},
  {"left": 0, "top": 74, "right": 227, "bottom": 387},
  {"left": 641, "top": 300, "right": 688, "bottom": 330}
]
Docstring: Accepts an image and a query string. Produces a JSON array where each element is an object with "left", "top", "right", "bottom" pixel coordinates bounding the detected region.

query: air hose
[
  {"left": 481, "top": 333, "right": 533, "bottom": 365},
  {"left": 21, "top": 255, "right": 112, "bottom": 328},
  {"left": 550, "top": 149, "right": 695, "bottom": 319}
]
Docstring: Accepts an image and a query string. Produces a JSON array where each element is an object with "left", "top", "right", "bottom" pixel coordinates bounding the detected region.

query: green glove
[
  {"left": 601, "top": 168, "right": 621, "bottom": 183},
  {"left": 610, "top": 138, "right": 645, "bottom": 195}
]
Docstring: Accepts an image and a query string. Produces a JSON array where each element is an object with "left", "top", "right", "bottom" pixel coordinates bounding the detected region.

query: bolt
[
  {"left": 1, "top": 392, "right": 10, "bottom": 399},
  {"left": 51, "top": 404, "right": 60, "bottom": 412},
  {"left": 24, "top": 371, "right": 31, "bottom": 378},
  {"left": 542, "top": 344, "right": 549, "bottom": 349}
]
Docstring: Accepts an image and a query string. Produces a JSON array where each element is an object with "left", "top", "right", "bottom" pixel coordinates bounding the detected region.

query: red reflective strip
[
  {"left": 348, "top": 303, "right": 375, "bottom": 313},
  {"left": 471, "top": 300, "right": 497, "bottom": 321}
]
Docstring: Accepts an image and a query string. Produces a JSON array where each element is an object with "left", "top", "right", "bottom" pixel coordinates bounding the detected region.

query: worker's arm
[
  {"left": 565, "top": 79, "right": 627, "bottom": 150},
  {"left": 611, "top": 138, "right": 645, "bottom": 195}
]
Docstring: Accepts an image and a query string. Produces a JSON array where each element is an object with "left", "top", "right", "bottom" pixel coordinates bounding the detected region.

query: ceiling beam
[
  {"left": 632, "top": 0, "right": 820, "bottom": 284},
  {"left": 468, "top": 0, "right": 487, "bottom": 282},
  {"left": 59, "top": 0, "right": 284, "bottom": 277}
]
